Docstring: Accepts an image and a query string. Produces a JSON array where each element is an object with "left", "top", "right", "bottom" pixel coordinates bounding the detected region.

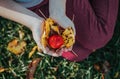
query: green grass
[{"left": 0, "top": 10, "right": 120, "bottom": 79}]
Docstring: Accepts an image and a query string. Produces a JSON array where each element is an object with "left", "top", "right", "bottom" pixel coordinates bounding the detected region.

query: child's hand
[
  {"left": 43, "top": 15, "right": 76, "bottom": 57},
  {"left": 31, "top": 20, "right": 46, "bottom": 53},
  {"left": 41, "top": 0, "right": 75, "bottom": 57},
  {"left": 44, "top": 46, "right": 73, "bottom": 57},
  {"left": 50, "top": 15, "right": 76, "bottom": 36},
  {"left": 0, "top": 0, "right": 46, "bottom": 53}
]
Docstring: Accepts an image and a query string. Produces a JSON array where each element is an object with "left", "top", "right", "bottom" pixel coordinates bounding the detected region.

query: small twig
[
  {"left": 38, "top": 9, "right": 47, "bottom": 19},
  {"left": 71, "top": 50, "right": 78, "bottom": 57}
]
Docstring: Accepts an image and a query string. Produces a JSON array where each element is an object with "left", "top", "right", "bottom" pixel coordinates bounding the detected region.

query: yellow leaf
[
  {"left": 42, "top": 18, "right": 75, "bottom": 49},
  {"left": 29, "top": 46, "right": 38, "bottom": 58},
  {"left": 8, "top": 39, "right": 18, "bottom": 47},
  {"left": 41, "top": 18, "right": 55, "bottom": 48},
  {"left": 65, "top": 38, "right": 74, "bottom": 48},
  {"left": 46, "top": 18, "right": 54, "bottom": 25},
  {"left": 114, "top": 72, "right": 119, "bottom": 78},
  {"left": 7, "top": 39, "right": 26, "bottom": 55},
  {"left": 41, "top": 31, "right": 48, "bottom": 48},
  {"left": 62, "top": 27, "right": 75, "bottom": 48},
  {"left": 45, "top": 21, "right": 50, "bottom": 37},
  {"left": 51, "top": 25, "right": 60, "bottom": 34}
]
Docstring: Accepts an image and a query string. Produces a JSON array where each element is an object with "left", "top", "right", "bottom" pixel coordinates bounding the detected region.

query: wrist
[
  {"left": 15, "top": 0, "right": 32, "bottom": 2},
  {"left": 15, "top": 0, "right": 43, "bottom": 8},
  {"left": 49, "top": 0, "right": 66, "bottom": 17},
  {"left": 50, "top": 13, "right": 66, "bottom": 19},
  {"left": 32, "top": 19, "right": 44, "bottom": 29}
]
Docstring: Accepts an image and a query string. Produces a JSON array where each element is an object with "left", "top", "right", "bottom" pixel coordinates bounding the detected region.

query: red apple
[{"left": 48, "top": 35, "right": 64, "bottom": 49}]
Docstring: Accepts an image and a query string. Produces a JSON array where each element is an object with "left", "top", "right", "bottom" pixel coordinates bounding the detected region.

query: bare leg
[
  {"left": 0, "top": 0, "right": 44, "bottom": 30},
  {"left": 0, "top": 0, "right": 45, "bottom": 52}
]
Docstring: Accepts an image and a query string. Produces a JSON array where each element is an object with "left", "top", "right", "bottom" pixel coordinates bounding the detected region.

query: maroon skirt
[{"left": 28, "top": 0, "right": 119, "bottom": 61}]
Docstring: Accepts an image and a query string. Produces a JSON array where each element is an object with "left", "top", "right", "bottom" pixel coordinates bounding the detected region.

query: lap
[{"left": 73, "top": 0, "right": 119, "bottom": 49}]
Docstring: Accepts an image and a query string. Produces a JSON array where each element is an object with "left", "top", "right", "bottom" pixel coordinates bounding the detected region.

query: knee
[{"left": 77, "top": 31, "right": 113, "bottom": 50}]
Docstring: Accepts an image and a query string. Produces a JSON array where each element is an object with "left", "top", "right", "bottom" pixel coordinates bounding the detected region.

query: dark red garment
[{"left": 29, "top": 0, "right": 119, "bottom": 62}]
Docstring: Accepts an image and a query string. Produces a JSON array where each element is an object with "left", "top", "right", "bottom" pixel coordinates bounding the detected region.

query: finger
[
  {"left": 67, "top": 46, "right": 73, "bottom": 51},
  {"left": 43, "top": 47, "right": 49, "bottom": 54},
  {"left": 44, "top": 47, "right": 61, "bottom": 57},
  {"left": 60, "top": 47, "right": 71, "bottom": 53},
  {"left": 48, "top": 51, "right": 60, "bottom": 57},
  {"left": 32, "top": 31, "right": 45, "bottom": 52},
  {"left": 50, "top": 15, "right": 76, "bottom": 36},
  {"left": 62, "top": 17, "right": 76, "bottom": 35}
]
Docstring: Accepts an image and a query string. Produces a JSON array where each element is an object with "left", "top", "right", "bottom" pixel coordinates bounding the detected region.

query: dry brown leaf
[
  {"left": 94, "top": 61, "right": 111, "bottom": 73},
  {"left": 94, "top": 64, "right": 100, "bottom": 71},
  {"left": 26, "top": 58, "right": 41, "bottom": 79},
  {"left": 0, "top": 67, "right": 6, "bottom": 73}
]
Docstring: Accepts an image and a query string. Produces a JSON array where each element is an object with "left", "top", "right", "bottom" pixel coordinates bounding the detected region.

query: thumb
[
  {"left": 50, "top": 15, "right": 76, "bottom": 36},
  {"left": 32, "top": 29, "right": 44, "bottom": 52}
]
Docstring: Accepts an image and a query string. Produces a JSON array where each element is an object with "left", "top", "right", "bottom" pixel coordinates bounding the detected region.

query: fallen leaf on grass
[
  {"left": 114, "top": 72, "right": 119, "bottom": 78},
  {"left": 41, "top": 31, "right": 48, "bottom": 48},
  {"left": 0, "top": 67, "right": 6, "bottom": 73},
  {"left": 94, "top": 64, "right": 100, "bottom": 71},
  {"left": 7, "top": 39, "right": 26, "bottom": 55},
  {"left": 26, "top": 58, "right": 41, "bottom": 79},
  {"left": 28, "top": 46, "right": 38, "bottom": 58},
  {"left": 94, "top": 61, "right": 111, "bottom": 73}
]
